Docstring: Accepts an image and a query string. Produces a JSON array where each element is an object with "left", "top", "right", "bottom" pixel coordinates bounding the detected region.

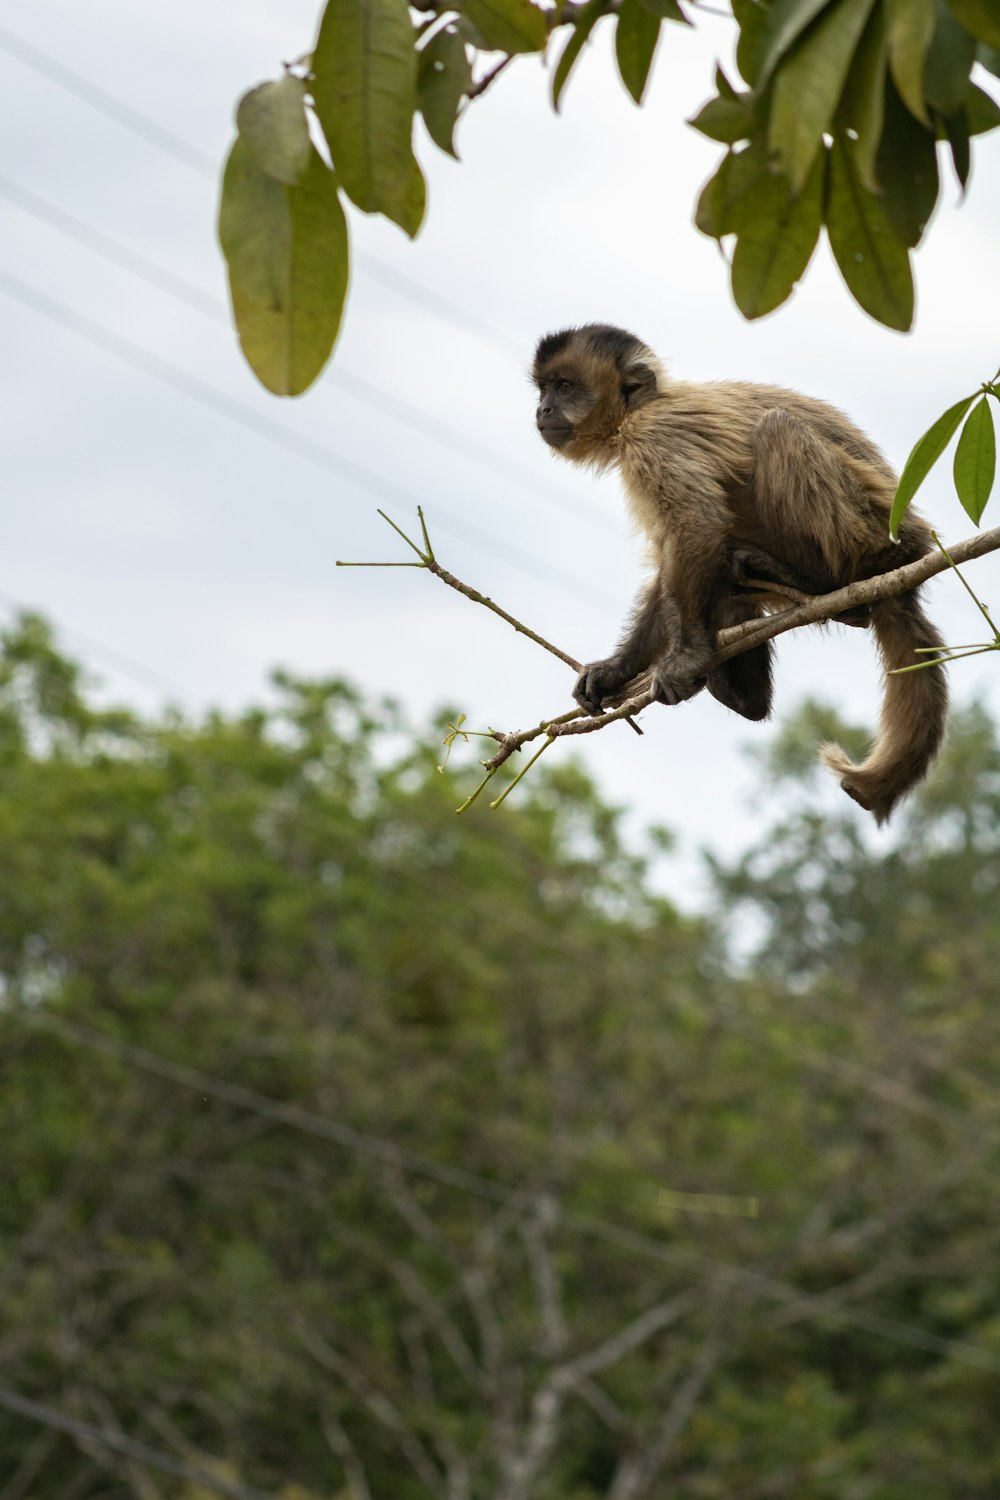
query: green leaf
[
  {"left": 953, "top": 397, "right": 997, "bottom": 526},
  {"left": 312, "top": 0, "right": 424, "bottom": 236},
  {"left": 876, "top": 78, "right": 939, "bottom": 246},
  {"left": 732, "top": 0, "right": 772, "bottom": 85},
  {"left": 552, "top": 0, "right": 607, "bottom": 110},
  {"left": 834, "top": 3, "right": 886, "bottom": 191},
  {"left": 688, "top": 92, "right": 754, "bottom": 143},
  {"left": 752, "top": 0, "right": 837, "bottom": 89},
  {"left": 890, "top": 393, "right": 977, "bottom": 536},
  {"left": 235, "top": 77, "right": 311, "bottom": 185},
  {"left": 615, "top": 0, "right": 661, "bottom": 104},
  {"left": 218, "top": 137, "right": 349, "bottom": 396},
  {"left": 967, "top": 82, "right": 1000, "bottom": 135},
  {"left": 715, "top": 64, "right": 738, "bottom": 100},
  {"left": 635, "top": 0, "right": 688, "bottom": 18},
  {"left": 731, "top": 147, "right": 825, "bottom": 318},
  {"left": 885, "top": 0, "right": 934, "bottom": 124},
  {"left": 941, "top": 106, "right": 972, "bottom": 189},
  {"left": 769, "top": 0, "right": 878, "bottom": 192},
  {"left": 826, "top": 133, "right": 913, "bottom": 331},
  {"left": 978, "top": 42, "right": 1000, "bottom": 78},
  {"left": 923, "top": 0, "right": 976, "bottom": 115},
  {"left": 418, "top": 26, "right": 471, "bottom": 157},
  {"left": 694, "top": 141, "right": 772, "bottom": 239},
  {"left": 455, "top": 0, "right": 547, "bottom": 54},
  {"left": 949, "top": 0, "right": 1000, "bottom": 49}
]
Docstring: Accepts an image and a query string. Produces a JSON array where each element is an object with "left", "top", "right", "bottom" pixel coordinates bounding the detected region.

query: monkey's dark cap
[{"left": 534, "top": 324, "right": 645, "bottom": 370}]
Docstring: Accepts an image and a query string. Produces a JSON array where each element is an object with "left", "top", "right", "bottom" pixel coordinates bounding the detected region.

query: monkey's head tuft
[{"left": 531, "top": 324, "right": 663, "bottom": 466}]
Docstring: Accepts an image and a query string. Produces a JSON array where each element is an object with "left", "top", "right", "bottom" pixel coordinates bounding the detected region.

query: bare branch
[{"left": 478, "top": 524, "right": 1000, "bottom": 776}]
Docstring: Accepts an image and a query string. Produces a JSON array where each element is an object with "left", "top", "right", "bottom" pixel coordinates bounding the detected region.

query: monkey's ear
[{"left": 620, "top": 361, "right": 658, "bottom": 407}]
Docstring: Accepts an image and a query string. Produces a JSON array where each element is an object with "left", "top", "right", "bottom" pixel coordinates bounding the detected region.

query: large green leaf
[
  {"left": 312, "top": 0, "right": 424, "bottom": 236},
  {"left": 235, "top": 77, "right": 311, "bottom": 185},
  {"left": 949, "top": 0, "right": 1000, "bottom": 49},
  {"left": 885, "top": 0, "right": 934, "bottom": 123},
  {"left": 889, "top": 393, "right": 976, "bottom": 536},
  {"left": 733, "top": 0, "right": 773, "bottom": 85},
  {"left": 941, "top": 106, "right": 972, "bottom": 189},
  {"left": 731, "top": 150, "right": 824, "bottom": 318},
  {"left": 418, "top": 25, "right": 471, "bottom": 157},
  {"left": 688, "top": 91, "right": 754, "bottom": 143},
  {"left": 967, "top": 82, "right": 1000, "bottom": 134},
  {"left": 923, "top": 0, "right": 976, "bottom": 115},
  {"left": 751, "top": 0, "right": 836, "bottom": 89},
  {"left": 694, "top": 141, "right": 772, "bottom": 239},
  {"left": 876, "top": 79, "right": 939, "bottom": 246},
  {"left": 455, "top": 0, "right": 547, "bottom": 54},
  {"left": 552, "top": 0, "right": 608, "bottom": 110},
  {"left": 218, "top": 137, "right": 349, "bottom": 396},
  {"left": 834, "top": 3, "right": 886, "bottom": 191},
  {"left": 769, "top": 0, "right": 877, "bottom": 192},
  {"left": 615, "top": 0, "right": 661, "bottom": 104},
  {"left": 826, "top": 133, "right": 913, "bottom": 331},
  {"left": 953, "top": 396, "right": 997, "bottom": 526}
]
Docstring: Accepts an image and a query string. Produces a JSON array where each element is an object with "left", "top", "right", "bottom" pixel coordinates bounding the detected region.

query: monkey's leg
[
  {"left": 706, "top": 592, "right": 774, "bottom": 721},
  {"left": 574, "top": 574, "right": 677, "bottom": 714}
]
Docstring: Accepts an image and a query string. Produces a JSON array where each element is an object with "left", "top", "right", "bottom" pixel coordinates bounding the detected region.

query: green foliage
[
  {"left": 6, "top": 621, "right": 1000, "bottom": 1495},
  {"left": 217, "top": 0, "right": 999, "bottom": 392},
  {"left": 311, "top": 0, "right": 426, "bottom": 233},
  {"left": 614, "top": 0, "right": 662, "bottom": 105},
  {"left": 418, "top": 23, "right": 473, "bottom": 157},
  {"left": 693, "top": 0, "right": 999, "bottom": 333},
  {"left": 218, "top": 137, "right": 348, "bottom": 396},
  {"left": 890, "top": 378, "right": 999, "bottom": 536}
]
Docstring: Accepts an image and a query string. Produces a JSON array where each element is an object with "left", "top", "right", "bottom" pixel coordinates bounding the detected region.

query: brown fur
[{"left": 532, "top": 324, "right": 947, "bottom": 823}]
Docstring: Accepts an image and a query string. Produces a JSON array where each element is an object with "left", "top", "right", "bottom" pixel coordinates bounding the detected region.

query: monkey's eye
[{"left": 557, "top": 379, "right": 574, "bottom": 395}]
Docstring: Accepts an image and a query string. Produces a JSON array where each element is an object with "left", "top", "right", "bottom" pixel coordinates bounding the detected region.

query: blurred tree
[{"left": 2, "top": 619, "right": 1000, "bottom": 1497}]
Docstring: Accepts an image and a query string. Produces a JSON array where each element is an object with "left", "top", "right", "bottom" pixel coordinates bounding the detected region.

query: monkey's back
[{"left": 618, "top": 379, "right": 930, "bottom": 587}]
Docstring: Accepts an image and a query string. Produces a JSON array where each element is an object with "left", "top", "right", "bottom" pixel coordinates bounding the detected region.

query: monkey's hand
[
  {"left": 650, "top": 647, "right": 709, "bottom": 708},
  {"left": 573, "top": 657, "right": 639, "bottom": 715}
]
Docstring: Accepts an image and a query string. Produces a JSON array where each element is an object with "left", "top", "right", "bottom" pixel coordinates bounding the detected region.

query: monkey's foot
[
  {"left": 650, "top": 667, "right": 706, "bottom": 707},
  {"left": 574, "top": 659, "right": 637, "bottom": 715}
]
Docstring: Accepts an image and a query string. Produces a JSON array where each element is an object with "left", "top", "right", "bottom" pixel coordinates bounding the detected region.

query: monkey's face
[
  {"left": 532, "top": 325, "right": 662, "bottom": 466},
  {"left": 533, "top": 371, "right": 595, "bottom": 452}
]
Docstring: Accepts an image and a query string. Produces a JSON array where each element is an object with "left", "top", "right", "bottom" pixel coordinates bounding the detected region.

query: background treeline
[{"left": 2, "top": 614, "right": 1000, "bottom": 1499}]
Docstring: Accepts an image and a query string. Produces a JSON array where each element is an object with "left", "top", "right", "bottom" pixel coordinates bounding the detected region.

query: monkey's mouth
[{"left": 536, "top": 422, "right": 573, "bottom": 450}]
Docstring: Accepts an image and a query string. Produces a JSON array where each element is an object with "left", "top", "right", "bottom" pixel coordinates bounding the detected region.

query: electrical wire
[
  {"left": 0, "top": 170, "right": 614, "bottom": 533},
  {"left": 0, "top": 21, "right": 523, "bottom": 357},
  {"left": 0, "top": 267, "right": 617, "bottom": 605}
]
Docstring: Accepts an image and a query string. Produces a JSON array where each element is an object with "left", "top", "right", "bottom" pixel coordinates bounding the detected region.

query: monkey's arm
[{"left": 574, "top": 572, "right": 674, "bottom": 714}]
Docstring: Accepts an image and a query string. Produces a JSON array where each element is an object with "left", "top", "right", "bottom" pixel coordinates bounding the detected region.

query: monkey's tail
[{"left": 819, "top": 593, "right": 948, "bottom": 825}]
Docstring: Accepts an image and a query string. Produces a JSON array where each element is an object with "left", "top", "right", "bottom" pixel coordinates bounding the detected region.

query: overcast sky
[{"left": 2, "top": 1, "right": 999, "bottom": 902}]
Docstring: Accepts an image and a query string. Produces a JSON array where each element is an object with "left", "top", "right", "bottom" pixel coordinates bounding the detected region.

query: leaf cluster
[{"left": 691, "top": 0, "right": 1000, "bottom": 328}]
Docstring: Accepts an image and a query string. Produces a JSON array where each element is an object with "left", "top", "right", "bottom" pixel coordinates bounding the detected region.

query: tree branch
[
  {"left": 480, "top": 525, "right": 1000, "bottom": 778},
  {"left": 342, "top": 511, "right": 1000, "bottom": 806}
]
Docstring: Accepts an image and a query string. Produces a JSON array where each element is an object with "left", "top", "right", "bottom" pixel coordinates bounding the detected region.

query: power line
[
  {"left": 0, "top": 1384, "right": 277, "bottom": 1500},
  {"left": 0, "top": 21, "right": 522, "bottom": 357},
  {"left": 14, "top": 1006, "right": 1000, "bottom": 1377},
  {"left": 0, "top": 587, "right": 198, "bottom": 706},
  {"left": 0, "top": 170, "right": 613, "bottom": 533},
  {"left": 0, "top": 267, "right": 616, "bottom": 604}
]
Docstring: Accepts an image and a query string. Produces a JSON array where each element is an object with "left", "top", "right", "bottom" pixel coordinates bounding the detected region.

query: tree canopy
[{"left": 217, "top": 0, "right": 1000, "bottom": 395}]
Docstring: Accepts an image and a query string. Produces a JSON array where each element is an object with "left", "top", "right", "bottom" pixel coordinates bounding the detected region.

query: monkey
[{"left": 532, "top": 323, "right": 948, "bottom": 824}]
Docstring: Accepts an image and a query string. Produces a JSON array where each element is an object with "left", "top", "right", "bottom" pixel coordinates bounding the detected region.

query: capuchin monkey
[{"left": 532, "top": 323, "right": 947, "bottom": 824}]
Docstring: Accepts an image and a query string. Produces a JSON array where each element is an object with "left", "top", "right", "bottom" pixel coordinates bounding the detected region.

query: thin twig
[{"left": 337, "top": 509, "right": 643, "bottom": 734}]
